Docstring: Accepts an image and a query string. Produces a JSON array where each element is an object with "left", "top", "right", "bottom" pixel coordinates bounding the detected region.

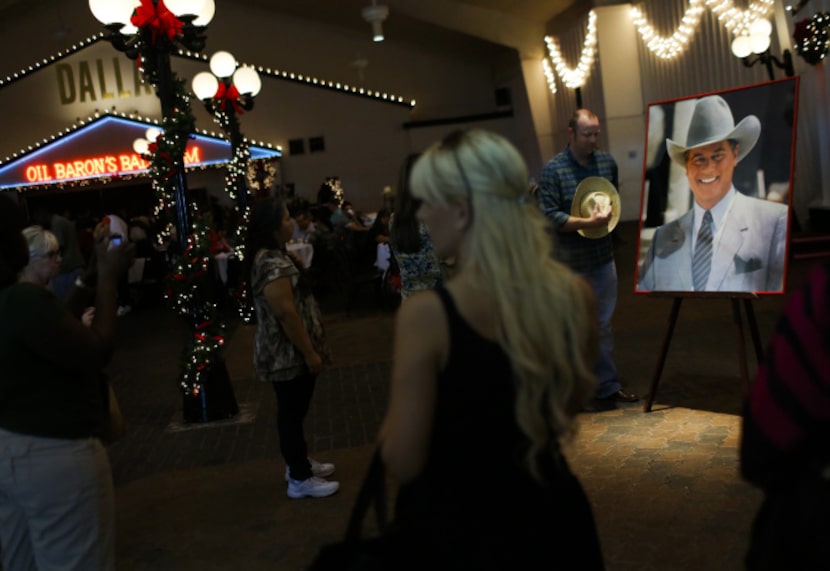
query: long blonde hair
[{"left": 409, "top": 129, "right": 597, "bottom": 479}]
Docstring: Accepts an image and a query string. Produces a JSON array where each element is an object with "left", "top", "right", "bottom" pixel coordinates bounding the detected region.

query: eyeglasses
[{"left": 32, "top": 248, "right": 61, "bottom": 259}]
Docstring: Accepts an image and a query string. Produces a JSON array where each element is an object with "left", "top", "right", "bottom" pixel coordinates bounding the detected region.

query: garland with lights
[
  {"left": 162, "top": 212, "right": 226, "bottom": 396},
  {"left": 147, "top": 74, "right": 225, "bottom": 397},
  {"left": 175, "top": 49, "right": 415, "bottom": 108},
  {"left": 207, "top": 105, "right": 256, "bottom": 322},
  {"left": 128, "top": 3, "right": 225, "bottom": 399},
  {"left": 542, "top": 58, "right": 557, "bottom": 94},
  {"left": 793, "top": 12, "right": 830, "bottom": 65},
  {"left": 544, "top": 10, "right": 597, "bottom": 90},
  {"left": 631, "top": 0, "right": 706, "bottom": 60},
  {"left": 630, "top": 0, "right": 774, "bottom": 61},
  {"left": 0, "top": 34, "right": 415, "bottom": 110}
]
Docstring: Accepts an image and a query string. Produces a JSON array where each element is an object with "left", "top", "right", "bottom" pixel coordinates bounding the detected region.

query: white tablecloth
[
  {"left": 128, "top": 257, "right": 146, "bottom": 284},
  {"left": 287, "top": 242, "right": 314, "bottom": 269},
  {"left": 376, "top": 243, "right": 391, "bottom": 271},
  {"left": 214, "top": 252, "right": 233, "bottom": 284}
]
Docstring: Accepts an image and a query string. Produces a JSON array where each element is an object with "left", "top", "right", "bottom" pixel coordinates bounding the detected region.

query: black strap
[{"left": 344, "top": 447, "right": 388, "bottom": 542}]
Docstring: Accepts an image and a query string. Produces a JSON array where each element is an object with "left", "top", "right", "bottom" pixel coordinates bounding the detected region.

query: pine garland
[{"left": 135, "top": 30, "right": 225, "bottom": 398}]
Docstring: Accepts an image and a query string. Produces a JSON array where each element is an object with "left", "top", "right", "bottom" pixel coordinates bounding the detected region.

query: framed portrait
[{"left": 634, "top": 77, "right": 799, "bottom": 295}]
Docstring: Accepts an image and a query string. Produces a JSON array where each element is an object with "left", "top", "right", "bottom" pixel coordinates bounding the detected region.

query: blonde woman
[
  {"left": 21, "top": 225, "right": 95, "bottom": 326},
  {"left": 20, "top": 226, "right": 62, "bottom": 288},
  {"left": 379, "top": 130, "right": 605, "bottom": 569}
]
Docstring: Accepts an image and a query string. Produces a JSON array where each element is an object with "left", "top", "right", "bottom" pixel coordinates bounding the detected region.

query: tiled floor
[{"left": 104, "top": 221, "right": 817, "bottom": 570}]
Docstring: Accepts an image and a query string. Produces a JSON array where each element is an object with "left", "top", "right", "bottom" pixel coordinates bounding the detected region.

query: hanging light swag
[
  {"left": 544, "top": 10, "right": 598, "bottom": 90},
  {"left": 631, "top": 0, "right": 775, "bottom": 60}
]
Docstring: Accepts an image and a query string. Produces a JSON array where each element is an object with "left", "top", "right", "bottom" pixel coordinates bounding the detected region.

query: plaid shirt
[{"left": 537, "top": 147, "right": 618, "bottom": 273}]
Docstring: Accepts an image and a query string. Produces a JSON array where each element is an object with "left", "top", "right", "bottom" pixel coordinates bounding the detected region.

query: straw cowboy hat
[
  {"left": 571, "top": 176, "right": 620, "bottom": 239},
  {"left": 666, "top": 94, "right": 761, "bottom": 165}
]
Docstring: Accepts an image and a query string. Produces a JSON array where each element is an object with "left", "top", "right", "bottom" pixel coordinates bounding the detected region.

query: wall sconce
[
  {"left": 362, "top": 0, "right": 389, "bottom": 42},
  {"left": 731, "top": 18, "right": 794, "bottom": 81}
]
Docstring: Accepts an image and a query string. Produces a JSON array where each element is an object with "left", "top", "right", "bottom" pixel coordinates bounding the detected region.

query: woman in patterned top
[
  {"left": 389, "top": 154, "right": 443, "bottom": 300},
  {"left": 246, "top": 195, "right": 338, "bottom": 499}
]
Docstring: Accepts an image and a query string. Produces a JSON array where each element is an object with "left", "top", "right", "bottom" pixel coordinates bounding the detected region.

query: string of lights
[
  {"left": 631, "top": 0, "right": 707, "bottom": 60},
  {"left": 544, "top": 10, "right": 598, "bottom": 90},
  {"left": 0, "top": 34, "right": 415, "bottom": 109},
  {"left": 793, "top": 11, "right": 829, "bottom": 64},
  {"left": 631, "top": 0, "right": 775, "bottom": 61},
  {"left": 177, "top": 49, "right": 415, "bottom": 107},
  {"left": 542, "top": 58, "right": 557, "bottom": 95},
  {"left": 0, "top": 109, "right": 278, "bottom": 166}
]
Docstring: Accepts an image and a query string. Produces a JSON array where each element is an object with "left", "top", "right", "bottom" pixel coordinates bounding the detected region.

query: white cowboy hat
[
  {"left": 666, "top": 95, "right": 761, "bottom": 165},
  {"left": 571, "top": 176, "right": 621, "bottom": 239}
]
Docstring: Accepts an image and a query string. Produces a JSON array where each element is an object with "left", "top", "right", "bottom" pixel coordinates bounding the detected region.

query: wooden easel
[{"left": 643, "top": 292, "right": 765, "bottom": 412}]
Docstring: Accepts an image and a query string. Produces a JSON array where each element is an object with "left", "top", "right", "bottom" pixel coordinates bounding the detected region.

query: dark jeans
[{"left": 272, "top": 373, "right": 316, "bottom": 481}]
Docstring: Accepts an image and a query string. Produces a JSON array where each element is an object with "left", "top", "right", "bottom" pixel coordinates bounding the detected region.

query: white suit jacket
[{"left": 638, "top": 192, "right": 789, "bottom": 293}]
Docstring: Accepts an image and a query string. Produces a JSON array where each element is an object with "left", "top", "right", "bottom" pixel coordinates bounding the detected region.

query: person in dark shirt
[
  {"left": 379, "top": 129, "right": 604, "bottom": 569},
  {"left": 0, "top": 195, "right": 133, "bottom": 571}
]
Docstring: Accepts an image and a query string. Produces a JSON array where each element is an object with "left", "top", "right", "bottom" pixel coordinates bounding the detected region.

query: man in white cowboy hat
[{"left": 638, "top": 94, "right": 789, "bottom": 293}]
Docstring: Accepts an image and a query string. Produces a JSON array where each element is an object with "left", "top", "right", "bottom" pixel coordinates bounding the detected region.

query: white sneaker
[
  {"left": 287, "top": 476, "right": 340, "bottom": 499},
  {"left": 284, "top": 458, "right": 335, "bottom": 481}
]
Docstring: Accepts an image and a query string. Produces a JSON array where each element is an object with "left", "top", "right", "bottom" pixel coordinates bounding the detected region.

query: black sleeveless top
[{"left": 393, "top": 287, "right": 605, "bottom": 569}]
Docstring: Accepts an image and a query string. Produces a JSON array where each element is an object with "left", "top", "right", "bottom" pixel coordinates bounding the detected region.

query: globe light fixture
[
  {"left": 730, "top": 18, "right": 794, "bottom": 80},
  {"left": 190, "top": 50, "right": 261, "bottom": 232},
  {"left": 191, "top": 71, "right": 219, "bottom": 100},
  {"left": 233, "top": 66, "right": 262, "bottom": 97},
  {"left": 88, "top": 0, "right": 136, "bottom": 26},
  {"left": 731, "top": 35, "right": 753, "bottom": 58},
  {"left": 209, "top": 50, "right": 236, "bottom": 78},
  {"left": 163, "top": 0, "right": 205, "bottom": 18},
  {"left": 146, "top": 127, "right": 161, "bottom": 142},
  {"left": 133, "top": 137, "right": 149, "bottom": 155}
]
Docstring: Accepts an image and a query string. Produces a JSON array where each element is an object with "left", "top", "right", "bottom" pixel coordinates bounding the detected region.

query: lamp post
[
  {"left": 731, "top": 18, "right": 795, "bottom": 81},
  {"left": 192, "top": 51, "right": 261, "bottom": 215},
  {"left": 90, "top": 0, "right": 213, "bottom": 249},
  {"left": 192, "top": 52, "right": 261, "bottom": 322},
  {"left": 90, "top": 0, "right": 239, "bottom": 424}
]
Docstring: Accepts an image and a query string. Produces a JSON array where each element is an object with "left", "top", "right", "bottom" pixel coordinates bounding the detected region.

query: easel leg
[
  {"left": 731, "top": 299, "right": 751, "bottom": 392},
  {"left": 644, "top": 297, "right": 682, "bottom": 412},
  {"left": 743, "top": 298, "right": 764, "bottom": 365}
]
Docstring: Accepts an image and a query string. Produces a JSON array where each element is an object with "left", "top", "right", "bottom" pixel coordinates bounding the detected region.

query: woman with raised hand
[
  {"left": 380, "top": 130, "right": 605, "bottom": 568},
  {"left": 0, "top": 196, "right": 133, "bottom": 571}
]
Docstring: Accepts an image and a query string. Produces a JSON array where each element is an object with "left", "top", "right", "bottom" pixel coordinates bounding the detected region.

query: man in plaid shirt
[{"left": 537, "top": 109, "right": 637, "bottom": 405}]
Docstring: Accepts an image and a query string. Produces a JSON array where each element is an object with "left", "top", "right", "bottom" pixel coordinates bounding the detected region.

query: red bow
[
  {"left": 793, "top": 19, "right": 810, "bottom": 44},
  {"left": 131, "top": 0, "right": 183, "bottom": 45},
  {"left": 214, "top": 82, "right": 244, "bottom": 114}
]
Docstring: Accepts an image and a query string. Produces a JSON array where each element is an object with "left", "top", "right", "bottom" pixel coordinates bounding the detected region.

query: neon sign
[
  {"left": 24, "top": 147, "right": 202, "bottom": 183},
  {"left": 0, "top": 114, "right": 280, "bottom": 191}
]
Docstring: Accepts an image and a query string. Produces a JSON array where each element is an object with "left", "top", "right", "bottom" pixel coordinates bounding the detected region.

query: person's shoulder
[
  {"left": 546, "top": 149, "right": 570, "bottom": 167},
  {"left": 256, "top": 247, "right": 291, "bottom": 264},
  {"left": 594, "top": 149, "right": 618, "bottom": 167},
  {"left": 397, "top": 289, "right": 443, "bottom": 328},
  {"left": 1, "top": 283, "right": 61, "bottom": 320},
  {"left": 738, "top": 193, "right": 788, "bottom": 214},
  {"left": 651, "top": 215, "right": 689, "bottom": 256}
]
